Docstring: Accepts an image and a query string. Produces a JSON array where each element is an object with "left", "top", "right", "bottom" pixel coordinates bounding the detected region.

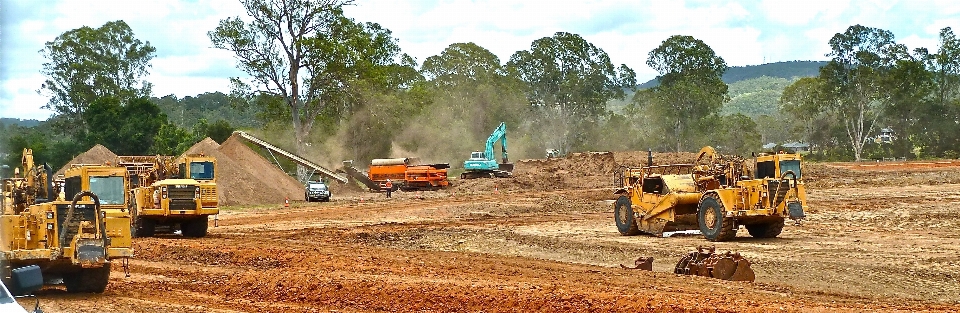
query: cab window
[
  {"left": 779, "top": 160, "right": 801, "bottom": 179},
  {"left": 89, "top": 176, "right": 125, "bottom": 205},
  {"left": 189, "top": 161, "right": 215, "bottom": 180}
]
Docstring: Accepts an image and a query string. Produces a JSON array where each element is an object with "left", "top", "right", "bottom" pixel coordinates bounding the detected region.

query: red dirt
[{"left": 23, "top": 153, "right": 960, "bottom": 312}]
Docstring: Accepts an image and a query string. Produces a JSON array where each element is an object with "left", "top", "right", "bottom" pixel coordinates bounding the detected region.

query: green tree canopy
[
  {"left": 820, "top": 24, "right": 908, "bottom": 161},
  {"left": 39, "top": 20, "right": 156, "bottom": 136},
  {"left": 643, "top": 35, "right": 729, "bottom": 152},
  {"left": 506, "top": 32, "right": 636, "bottom": 152},
  {"left": 209, "top": 0, "right": 416, "bottom": 180}
]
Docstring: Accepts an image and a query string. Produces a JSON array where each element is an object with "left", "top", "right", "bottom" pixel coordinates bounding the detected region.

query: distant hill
[
  {"left": 723, "top": 76, "right": 795, "bottom": 118},
  {"left": 637, "top": 60, "right": 827, "bottom": 89},
  {"left": 0, "top": 117, "right": 43, "bottom": 128}
]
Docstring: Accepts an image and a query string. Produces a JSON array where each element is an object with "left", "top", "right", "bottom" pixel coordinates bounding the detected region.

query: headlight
[{"left": 46, "top": 212, "right": 54, "bottom": 219}]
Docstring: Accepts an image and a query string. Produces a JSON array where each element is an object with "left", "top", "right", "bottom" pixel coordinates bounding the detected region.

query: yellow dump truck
[
  {"left": 2, "top": 150, "right": 132, "bottom": 293},
  {"left": 119, "top": 154, "right": 218, "bottom": 238},
  {"left": 613, "top": 147, "right": 807, "bottom": 241}
]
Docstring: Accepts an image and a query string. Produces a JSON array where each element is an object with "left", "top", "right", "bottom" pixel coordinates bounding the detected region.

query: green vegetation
[{"left": 5, "top": 3, "right": 960, "bottom": 171}]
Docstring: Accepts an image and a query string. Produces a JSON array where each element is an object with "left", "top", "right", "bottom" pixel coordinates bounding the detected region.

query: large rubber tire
[
  {"left": 134, "top": 217, "right": 156, "bottom": 238},
  {"left": 746, "top": 218, "right": 785, "bottom": 238},
  {"left": 698, "top": 195, "right": 737, "bottom": 242},
  {"left": 614, "top": 195, "right": 641, "bottom": 236},
  {"left": 181, "top": 217, "right": 209, "bottom": 238},
  {"left": 64, "top": 263, "right": 111, "bottom": 293}
]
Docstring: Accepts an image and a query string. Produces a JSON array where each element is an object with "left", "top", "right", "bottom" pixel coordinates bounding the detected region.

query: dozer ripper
[
  {"left": 1, "top": 149, "right": 132, "bottom": 293},
  {"left": 118, "top": 154, "right": 218, "bottom": 238},
  {"left": 613, "top": 147, "right": 807, "bottom": 242},
  {"left": 462, "top": 122, "right": 513, "bottom": 179}
]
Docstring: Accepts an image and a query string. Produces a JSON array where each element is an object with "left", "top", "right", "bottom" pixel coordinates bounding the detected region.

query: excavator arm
[{"left": 484, "top": 122, "right": 509, "bottom": 164}]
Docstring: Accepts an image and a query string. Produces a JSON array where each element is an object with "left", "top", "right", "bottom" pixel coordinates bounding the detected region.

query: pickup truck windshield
[{"left": 309, "top": 183, "right": 327, "bottom": 190}]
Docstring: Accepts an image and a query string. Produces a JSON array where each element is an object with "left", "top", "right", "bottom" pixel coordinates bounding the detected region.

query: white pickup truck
[{"left": 1, "top": 266, "right": 43, "bottom": 313}]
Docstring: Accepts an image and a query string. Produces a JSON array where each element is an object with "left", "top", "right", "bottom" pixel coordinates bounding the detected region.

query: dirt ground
[{"left": 20, "top": 153, "right": 960, "bottom": 312}]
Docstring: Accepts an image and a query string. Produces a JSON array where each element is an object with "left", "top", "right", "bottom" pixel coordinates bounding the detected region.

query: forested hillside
[{"left": 637, "top": 60, "right": 826, "bottom": 89}]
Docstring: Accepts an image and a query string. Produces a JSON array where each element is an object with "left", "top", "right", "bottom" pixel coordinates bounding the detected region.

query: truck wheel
[
  {"left": 134, "top": 217, "right": 156, "bottom": 238},
  {"left": 614, "top": 195, "right": 640, "bottom": 236},
  {"left": 182, "top": 217, "right": 209, "bottom": 238},
  {"left": 746, "top": 219, "right": 784, "bottom": 238},
  {"left": 698, "top": 195, "right": 736, "bottom": 242},
  {"left": 64, "top": 263, "right": 111, "bottom": 293}
]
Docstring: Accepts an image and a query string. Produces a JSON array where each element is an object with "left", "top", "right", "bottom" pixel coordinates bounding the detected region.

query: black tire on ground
[
  {"left": 64, "top": 263, "right": 111, "bottom": 293},
  {"left": 134, "top": 216, "right": 156, "bottom": 238},
  {"left": 322, "top": 197, "right": 330, "bottom": 202},
  {"left": 745, "top": 218, "right": 785, "bottom": 238},
  {"left": 181, "top": 217, "right": 209, "bottom": 238},
  {"left": 614, "top": 195, "right": 641, "bottom": 236},
  {"left": 305, "top": 193, "right": 312, "bottom": 202},
  {"left": 698, "top": 195, "right": 737, "bottom": 242}
]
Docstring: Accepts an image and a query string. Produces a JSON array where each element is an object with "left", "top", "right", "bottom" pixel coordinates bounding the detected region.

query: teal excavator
[{"left": 461, "top": 122, "right": 514, "bottom": 179}]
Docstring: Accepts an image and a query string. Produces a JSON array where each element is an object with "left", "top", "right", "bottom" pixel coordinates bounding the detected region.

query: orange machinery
[{"left": 368, "top": 158, "right": 449, "bottom": 191}]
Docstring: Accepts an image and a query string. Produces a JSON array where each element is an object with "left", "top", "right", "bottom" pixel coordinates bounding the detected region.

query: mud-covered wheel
[
  {"left": 64, "top": 263, "right": 111, "bottom": 293},
  {"left": 133, "top": 216, "right": 156, "bottom": 238},
  {"left": 614, "top": 195, "right": 640, "bottom": 236},
  {"left": 698, "top": 195, "right": 736, "bottom": 241},
  {"left": 181, "top": 217, "right": 209, "bottom": 238},
  {"left": 745, "top": 218, "right": 785, "bottom": 238}
]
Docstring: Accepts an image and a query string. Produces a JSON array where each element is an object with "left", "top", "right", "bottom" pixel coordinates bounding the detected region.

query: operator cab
[
  {"left": 183, "top": 161, "right": 215, "bottom": 181},
  {"left": 755, "top": 159, "right": 802, "bottom": 179},
  {"left": 469, "top": 151, "right": 486, "bottom": 160}
]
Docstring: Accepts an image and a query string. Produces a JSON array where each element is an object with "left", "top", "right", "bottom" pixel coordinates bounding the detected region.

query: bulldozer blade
[{"left": 620, "top": 256, "right": 653, "bottom": 271}]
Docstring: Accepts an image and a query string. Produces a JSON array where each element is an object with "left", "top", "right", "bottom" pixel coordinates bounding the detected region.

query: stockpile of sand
[
  {"left": 55, "top": 144, "right": 119, "bottom": 176},
  {"left": 182, "top": 136, "right": 306, "bottom": 206}
]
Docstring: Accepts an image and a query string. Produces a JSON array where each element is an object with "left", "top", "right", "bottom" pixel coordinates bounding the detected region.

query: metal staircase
[{"left": 232, "top": 131, "right": 348, "bottom": 184}]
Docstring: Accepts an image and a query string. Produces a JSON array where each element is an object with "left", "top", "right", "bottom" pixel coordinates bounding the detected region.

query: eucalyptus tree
[
  {"left": 643, "top": 35, "right": 728, "bottom": 152},
  {"left": 209, "top": 0, "right": 415, "bottom": 180},
  {"left": 39, "top": 20, "right": 156, "bottom": 136}
]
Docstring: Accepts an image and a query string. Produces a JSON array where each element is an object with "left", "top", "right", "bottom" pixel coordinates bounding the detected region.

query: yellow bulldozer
[
  {"left": 118, "top": 154, "right": 218, "bottom": 238},
  {"left": 1, "top": 149, "right": 132, "bottom": 293},
  {"left": 613, "top": 147, "right": 807, "bottom": 241}
]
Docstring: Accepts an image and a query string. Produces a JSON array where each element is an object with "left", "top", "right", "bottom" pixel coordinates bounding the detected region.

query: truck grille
[
  {"left": 200, "top": 186, "right": 218, "bottom": 202},
  {"left": 169, "top": 199, "right": 197, "bottom": 211},
  {"left": 168, "top": 186, "right": 196, "bottom": 200}
]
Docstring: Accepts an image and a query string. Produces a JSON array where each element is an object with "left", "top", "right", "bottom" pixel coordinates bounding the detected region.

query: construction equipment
[
  {"left": 342, "top": 159, "right": 450, "bottom": 192},
  {"left": 613, "top": 147, "right": 807, "bottom": 242},
  {"left": 545, "top": 149, "right": 562, "bottom": 159},
  {"left": 118, "top": 155, "right": 218, "bottom": 238},
  {"left": 462, "top": 122, "right": 513, "bottom": 179},
  {"left": 674, "top": 246, "right": 755, "bottom": 282},
  {"left": 1, "top": 149, "right": 132, "bottom": 293},
  {"left": 232, "top": 131, "right": 348, "bottom": 184}
]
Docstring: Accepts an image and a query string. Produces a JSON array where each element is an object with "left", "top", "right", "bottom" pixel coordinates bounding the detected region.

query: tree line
[{"left": 4, "top": 1, "right": 960, "bottom": 177}]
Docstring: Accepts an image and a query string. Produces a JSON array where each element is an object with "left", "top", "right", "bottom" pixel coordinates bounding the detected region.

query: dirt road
[{"left": 23, "top": 158, "right": 960, "bottom": 312}]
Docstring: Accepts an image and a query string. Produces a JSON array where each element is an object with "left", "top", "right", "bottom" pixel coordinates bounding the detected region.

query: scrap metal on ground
[{"left": 674, "top": 246, "right": 755, "bottom": 282}]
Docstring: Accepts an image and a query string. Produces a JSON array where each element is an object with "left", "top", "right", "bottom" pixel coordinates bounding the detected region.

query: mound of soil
[
  {"left": 453, "top": 150, "right": 705, "bottom": 195},
  {"left": 55, "top": 144, "right": 119, "bottom": 176},
  {"left": 182, "top": 136, "right": 306, "bottom": 206}
]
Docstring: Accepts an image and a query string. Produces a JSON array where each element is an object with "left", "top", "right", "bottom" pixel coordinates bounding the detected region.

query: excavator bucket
[{"left": 674, "top": 246, "right": 755, "bottom": 282}]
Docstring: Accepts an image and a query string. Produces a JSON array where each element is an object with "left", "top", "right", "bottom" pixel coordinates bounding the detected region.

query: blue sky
[{"left": 1, "top": 0, "right": 958, "bottom": 120}]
